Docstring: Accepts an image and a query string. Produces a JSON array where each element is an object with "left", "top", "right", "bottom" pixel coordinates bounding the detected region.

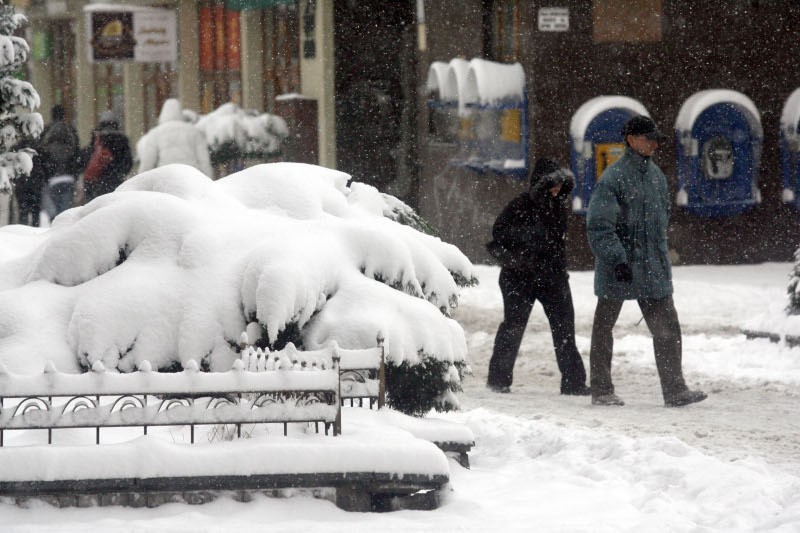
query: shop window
[
  {"left": 199, "top": 0, "right": 242, "bottom": 113},
  {"left": 593, "top": 0, "right": 663, "bottom": 43},
  {"left": 94, "top": 63, "right": 125, "bottom": 125},
  {"left": 36, "top": 21, "right": 76, "bottom": 122},
  {"left": 262, "top": 4, "right": 301, "bottom": 112},
  {"left": 143, "top": 63, "right": 177, "bottom": 131},
  {"left": 483, "top": 0, "right": 520, "bottom": 62}
]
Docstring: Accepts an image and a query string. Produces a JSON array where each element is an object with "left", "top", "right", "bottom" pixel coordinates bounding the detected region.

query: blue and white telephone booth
[
  {"left": 569, "top": 96, "right": 650, "bottom": 214},
  {"left": 780, "top": 88, "right": 800, "bottom": 208},
  {"left": 674, "top": 90, "right": 762, "bottom": 218}
]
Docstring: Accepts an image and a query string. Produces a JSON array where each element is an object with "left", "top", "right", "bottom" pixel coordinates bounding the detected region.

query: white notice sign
[{"left": 538, "top": 7, "right": 569, "bottom": 32}]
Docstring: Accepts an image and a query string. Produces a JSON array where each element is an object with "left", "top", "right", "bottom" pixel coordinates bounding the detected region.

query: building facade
[{"left": 12, "top": 0, "right": 800, "bottom": 267}]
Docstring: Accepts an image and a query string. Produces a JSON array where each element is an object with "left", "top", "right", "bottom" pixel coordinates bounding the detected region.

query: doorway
[{"left": 333, "top": 1, "right": 416, "bottom": 199}]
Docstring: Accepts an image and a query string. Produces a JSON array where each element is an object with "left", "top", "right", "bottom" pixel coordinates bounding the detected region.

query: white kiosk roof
[
  {"left": 675, "top": 89, "right": 761, "bottom": 135},
  {"left": 569, "top": 96, "right": 650, "bottom": 145},
  {"left": 781, "top": 88, "right": 800, "bottom": 136},
  {"left": 426, "top": 61, "right": 454, "bottom": 101},
  {"left": 428, "top": 58, "right": 525, "bottom": 116},
  {"left": 463, "top": 59, "right": 525, "bottom": 109}
]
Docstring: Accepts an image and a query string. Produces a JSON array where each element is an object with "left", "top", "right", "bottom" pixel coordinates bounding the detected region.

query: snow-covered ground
[{"left": 2, "top": 262, "right": 800, "bottom": 531}]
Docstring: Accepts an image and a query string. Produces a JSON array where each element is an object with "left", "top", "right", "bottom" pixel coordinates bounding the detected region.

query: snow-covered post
[{"left": 0, "top": 1, "right": 42, "bottom": 194}]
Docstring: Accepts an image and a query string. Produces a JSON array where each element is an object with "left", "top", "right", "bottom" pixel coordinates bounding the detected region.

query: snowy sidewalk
[{"left": 1, "top": 263, "right": 799, "bottom": 531}]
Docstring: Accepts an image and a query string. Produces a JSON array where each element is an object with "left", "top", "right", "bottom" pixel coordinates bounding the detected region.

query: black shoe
[
  {"left": 665, "top": 389, "right": 707, "bottom": 407},
  {"left": 561, "top": 385, "right": 591, "bottom": 396},
  {"left": 487, "top": 383, "right": 511, "bottom": 394},
  {"left": 591, "top": 393, "right": 625, "bottom": 406}
]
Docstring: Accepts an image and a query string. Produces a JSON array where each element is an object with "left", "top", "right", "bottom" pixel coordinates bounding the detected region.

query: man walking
[{"left": 586, "top": 115, "right": 706, "bottom": 407}]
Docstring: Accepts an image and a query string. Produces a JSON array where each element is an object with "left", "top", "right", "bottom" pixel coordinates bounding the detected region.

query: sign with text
[
  {"left": 538, "top": 7, "right": 569, "bottom": 32},
  {"left": 85, "top": 6, "right": 177, "bottom": 63}
]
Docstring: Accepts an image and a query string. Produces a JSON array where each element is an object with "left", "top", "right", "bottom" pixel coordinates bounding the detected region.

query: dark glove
[{"left": 614, "top": 263, "right": 633, "bottom": 284}]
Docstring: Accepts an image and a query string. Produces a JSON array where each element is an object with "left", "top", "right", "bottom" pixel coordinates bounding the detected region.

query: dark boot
[{"left": 665, "top": 389, "right": 707, "bottom": 407}]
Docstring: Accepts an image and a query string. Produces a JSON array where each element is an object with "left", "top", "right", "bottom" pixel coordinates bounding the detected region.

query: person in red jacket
[{"left": 486, "top": 158, "right": 590, "bottom": 396}]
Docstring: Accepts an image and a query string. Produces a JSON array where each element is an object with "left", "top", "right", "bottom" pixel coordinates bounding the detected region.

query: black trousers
[
  {"left": 589, "top": 296, "right": 688, "bottom": 400},
  {"left": 488, "top": 268, "right": 587, "bottom": 390}
]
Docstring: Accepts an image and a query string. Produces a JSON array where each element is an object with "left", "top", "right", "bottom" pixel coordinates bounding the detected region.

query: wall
[{"left": 419, "top": 0, "right": 800, "bottom": 268}]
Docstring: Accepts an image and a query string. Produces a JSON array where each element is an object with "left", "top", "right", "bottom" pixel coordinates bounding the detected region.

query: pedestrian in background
[
  {"left": 136, "top": 99, "right": 213, "bottom": 177},
  {"left": 11, "top": 137, "right": 45, "bottom": 226},
  {"left": 486, "top": 158, "right": 591, "bottom": 396},
  {"left": 586, "top": 115, "right": 707, "bottom": 407},
  {"left": 80, "top": 111, "right": 133, "bottom": 202},
  {"left": 39, "top": 104, "right": 79, "bottom": 220}
]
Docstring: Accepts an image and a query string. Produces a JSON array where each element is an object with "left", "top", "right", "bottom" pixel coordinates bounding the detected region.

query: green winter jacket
[{"left": 586, "top": 147, "right": 673, "bottom": 300}]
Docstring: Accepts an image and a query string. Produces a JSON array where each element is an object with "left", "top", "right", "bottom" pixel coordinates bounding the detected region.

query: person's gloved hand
[{"left": 614, "top": 263, "right": 633, "bottom": 284}]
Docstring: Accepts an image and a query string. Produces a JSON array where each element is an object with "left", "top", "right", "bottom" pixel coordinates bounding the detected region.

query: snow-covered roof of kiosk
[
  {"left": 426, "top": 61, "right": 454, "bottom": 101},
  {"left": 462, "top": 59, "right": 525, "bottom": 109},
  {"left": 780, "top": 88, "right": 800, "bottom": 136},
  {"left": 675, "top": 89, "right": 762, "bottom": 136},
  {"left": 569, "top": 96, "right": 650, "bottom": 146},
  {"left": 428, "top": 58, "right": 525, "bottom": 116}
]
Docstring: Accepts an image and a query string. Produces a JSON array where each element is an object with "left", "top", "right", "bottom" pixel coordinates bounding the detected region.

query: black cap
[{"left": 622, "top": 115, "right": 668, "bottom": 142}]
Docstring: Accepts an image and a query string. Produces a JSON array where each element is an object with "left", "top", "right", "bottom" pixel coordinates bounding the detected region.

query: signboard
[
  {"left": 85, "top": 6, "right": 177, "bottom": 64},
  {"left": 538, "top": 7, "right": 569, "bottom": 32}
]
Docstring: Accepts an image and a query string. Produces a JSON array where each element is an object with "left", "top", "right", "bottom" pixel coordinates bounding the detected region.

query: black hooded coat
[
  {"left": 487, "top": 163, "right": 575, "bottom": 279},
  {"left": 486, "top": 160, "right": 588, "bottom": 392}
]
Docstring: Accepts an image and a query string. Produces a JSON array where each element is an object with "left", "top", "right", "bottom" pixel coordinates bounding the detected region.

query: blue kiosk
[
  {"left": 569, "top": 96, "right": 650, "bottom": 214},
  {"left": 674, "top": 90, "right": 762, "bottom": 217},
  {"left": 780, "top": 88, "right": 800, "bottom": 208}
]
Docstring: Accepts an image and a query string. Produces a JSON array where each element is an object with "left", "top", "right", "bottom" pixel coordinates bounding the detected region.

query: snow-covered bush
[
  {"left": 0, "top": 163, "right": 475, "bottom": 415},
  {"left": 195, "top": 103, "right": 289, "bottom": 167},
  {"left": 787, "top": 247, "right": 800, "bottom": 315},
  {"left": 0, "top": 3, "right": 42, "bottom": 194}
]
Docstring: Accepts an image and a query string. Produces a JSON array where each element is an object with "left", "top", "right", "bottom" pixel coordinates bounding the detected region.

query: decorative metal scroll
[{"left": 0, "top": 361, "right": 342, "bottom": 446}]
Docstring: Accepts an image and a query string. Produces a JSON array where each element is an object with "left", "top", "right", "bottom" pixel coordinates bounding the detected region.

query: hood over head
[
  {"left": 529, "top": 158, "right": 574, "bottom": 199},
  {"left": 158, "top": 99, "right": 184, "bottom": 125}
]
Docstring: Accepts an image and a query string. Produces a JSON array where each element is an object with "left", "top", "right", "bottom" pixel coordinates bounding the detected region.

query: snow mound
[{"left": 0, "top": 163, "right": 474, "bottom": 376}]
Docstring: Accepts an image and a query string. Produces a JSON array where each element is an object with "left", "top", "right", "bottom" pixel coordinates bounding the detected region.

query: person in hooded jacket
[
  {"left": 486, "top": 158, "right": 590, "bottom": 396},
  {"left": 79, "top": 111, "right": 133, "bottom": 202},
  {"left": 136, "top": 99, "right": 214, "bottom": 177}
]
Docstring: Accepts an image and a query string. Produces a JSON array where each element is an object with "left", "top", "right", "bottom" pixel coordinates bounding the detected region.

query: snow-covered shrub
[
  {"left": 0, "top": 163, "right": 475, "bottom": 415},
  {"left": 195, "top": 103, "right": 289, "bottom": 167},
  {"left": 0, "top": 4, "right": 42, "bottom": 194},
  {"left": 787, "top": 247, "right": 800, "bottom": 315}
]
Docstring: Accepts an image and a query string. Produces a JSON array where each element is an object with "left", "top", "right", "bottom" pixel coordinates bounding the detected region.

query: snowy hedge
[
  {"left": 0, "top": 163, "right": 475, "bottom": 415},
  {"left": 194, "top": 103, "right": 289, "bottom": 167}
]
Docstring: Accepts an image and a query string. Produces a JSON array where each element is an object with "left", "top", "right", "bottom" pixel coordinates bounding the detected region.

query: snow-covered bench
[
  {"left": 241, "top": 341, "right": 474, "bottom": 467},
  {"left": 0, "top": 355, "right": 450, "bottom": 511}
]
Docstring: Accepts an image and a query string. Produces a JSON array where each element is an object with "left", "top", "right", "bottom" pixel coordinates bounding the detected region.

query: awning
[{"left": 226, "top": 0, "right": 295, "bottom": 10}]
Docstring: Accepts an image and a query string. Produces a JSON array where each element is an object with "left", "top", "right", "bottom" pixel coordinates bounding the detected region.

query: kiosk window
[
  {"left": 595, "top": 142, "right": 625, "bottom": 179},
  {"left": 702, "top": 136, "right": 734, "bottom": 179}
]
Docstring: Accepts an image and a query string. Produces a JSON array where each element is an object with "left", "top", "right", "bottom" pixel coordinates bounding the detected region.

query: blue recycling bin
[
  {"left": 569, "top": 96, "right": 650, "bottom": 214},
  {"left": 780, "top": 88, "right": 800, "bottom": 208},
  {"left": 674, "top": 90, "right": 762, "bottom": 218}
]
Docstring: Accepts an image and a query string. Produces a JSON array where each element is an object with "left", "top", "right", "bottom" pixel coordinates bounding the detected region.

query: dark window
[{"left": 483, "top": 0, "right": 520, "bottom": 62}]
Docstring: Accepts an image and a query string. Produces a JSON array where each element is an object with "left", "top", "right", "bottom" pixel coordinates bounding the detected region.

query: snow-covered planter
[
  {"left": 0, "top": 163, "right": 475, "bottom": 416},
  {"left": 195, "top": 103, "right": 289, "bottom": 167},
  {"left": 0, "top": 5, "right": 43, "bottom": 194}
]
